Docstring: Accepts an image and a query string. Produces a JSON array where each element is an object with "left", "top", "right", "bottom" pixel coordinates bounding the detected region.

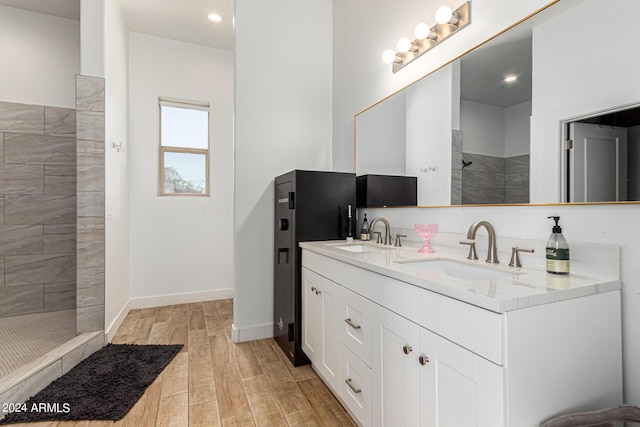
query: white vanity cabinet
[
  {"left": 300, "top": 246, "right": 622, "bottom": 427},
  {"left": 371, "top": 303, "right": 505, "bottom": 427}
]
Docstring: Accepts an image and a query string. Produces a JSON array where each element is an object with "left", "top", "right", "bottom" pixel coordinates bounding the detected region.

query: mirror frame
[{"left": 353, "top": 0, "right": 640, "bottom": 208}]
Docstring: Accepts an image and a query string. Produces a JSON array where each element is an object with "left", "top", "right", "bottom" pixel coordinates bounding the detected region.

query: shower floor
[{"left": 0, "top": 310, "right": 76, "bottom": 379}]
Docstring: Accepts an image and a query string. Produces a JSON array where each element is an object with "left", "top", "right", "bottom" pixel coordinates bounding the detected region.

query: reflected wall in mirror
[{"left": 355, "top": 0, "right": 640, "bottom": 207}]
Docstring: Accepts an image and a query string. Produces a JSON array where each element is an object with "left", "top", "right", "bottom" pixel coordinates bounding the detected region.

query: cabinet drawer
[
  {"left": 340, "top": 287, "right": 372, "bottom": 367},
  {"left": 340, "top": 344, "right": 372, "bottom": 426}
]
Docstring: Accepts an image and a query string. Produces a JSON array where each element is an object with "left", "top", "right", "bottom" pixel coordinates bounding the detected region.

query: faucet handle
[
  {"left": 374, "top": 231, "right": 383, "bottom": 244},
  {"left": 459, "top": 240, "right": 478, "bottom": 260},
  {"left": 509, "top": 247, "right": 535, "bottom": 268},
  {"left": 394, "top": 234, "right": 407, "bottom": 247}
]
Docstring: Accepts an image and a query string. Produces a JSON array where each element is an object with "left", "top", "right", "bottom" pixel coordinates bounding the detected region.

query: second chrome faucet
[{"left": 460, "top": 220, "right": 499, "bottom": 264}]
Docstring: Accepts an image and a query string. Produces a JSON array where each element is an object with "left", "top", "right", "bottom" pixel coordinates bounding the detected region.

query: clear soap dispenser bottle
[{"left": 546, "top": 216, "right": 570, "bottom": 275}]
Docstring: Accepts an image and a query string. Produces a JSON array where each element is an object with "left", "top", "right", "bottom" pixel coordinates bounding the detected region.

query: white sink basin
[
  {"left": 328, "top": 243, "right": 394, "bottom": 253},
  {"left": 397, "top": 259, "right": 519, "bottom": 281}
]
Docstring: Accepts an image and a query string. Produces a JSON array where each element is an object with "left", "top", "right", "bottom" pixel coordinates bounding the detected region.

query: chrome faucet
[
  {"left": 369, "top": 217, "right": 392, "bottom": 245},
  {"left": 464, "top": 220, "right": 499, "bottom": 264}
]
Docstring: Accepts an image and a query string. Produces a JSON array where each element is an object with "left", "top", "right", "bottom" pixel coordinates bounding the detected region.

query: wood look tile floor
[{"left": 13, "top": 300, "right": 355, "bottom": 427}]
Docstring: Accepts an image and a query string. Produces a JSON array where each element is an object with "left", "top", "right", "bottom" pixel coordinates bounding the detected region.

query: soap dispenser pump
[{"left": 546, "top": 216, "right": 570, "bottom": 275}]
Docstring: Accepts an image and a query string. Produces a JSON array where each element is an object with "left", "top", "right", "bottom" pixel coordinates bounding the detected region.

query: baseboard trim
[
  {"left": 231, "top": 322, "right": 273, "bottom": 343},
  {"left": 129, "top": 288, "right": 234, "bottom": 310},
  {"left": 106, "top": 301, "right": 131, "bottom": 342}
]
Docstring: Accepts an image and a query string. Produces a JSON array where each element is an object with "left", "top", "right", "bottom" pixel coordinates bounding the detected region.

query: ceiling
[{"left": 0, "top": 0, "right": 234, "bottom": 51}]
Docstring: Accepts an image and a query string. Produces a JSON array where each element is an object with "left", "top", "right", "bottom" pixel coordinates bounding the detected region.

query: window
[{"left": 159, "top": 98, "right": 210, "bottom": 196}]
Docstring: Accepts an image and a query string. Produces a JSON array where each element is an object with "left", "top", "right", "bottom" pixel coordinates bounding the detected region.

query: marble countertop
[{"left": 299, "top": 240, "right": 620, "bottom": 313}]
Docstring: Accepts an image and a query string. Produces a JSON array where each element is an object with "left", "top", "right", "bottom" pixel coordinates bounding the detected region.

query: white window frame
[{"left": 158, "top": 98, "right": 211, "bottom": 197}]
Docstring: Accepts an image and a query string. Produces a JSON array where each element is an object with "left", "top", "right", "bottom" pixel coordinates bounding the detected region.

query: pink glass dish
[{"left": 414, "top": 224, "right": 438, "bottom": 253}]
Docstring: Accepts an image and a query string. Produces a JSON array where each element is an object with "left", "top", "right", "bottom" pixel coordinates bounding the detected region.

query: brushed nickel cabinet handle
[
  {"left": 344, "top": 318, "right": 362, "bottom": 330},
  {"left": 403, "top": 345, "right": 413, "bottom": 355},
  {"left": 315, "top": 289, "right": 321, "bottom": 295},
  {"left": 311, "top": 286, "right": 316, "bottom": 292},
  {"left": 345, "top": 378, "right": 362, "bottom": 394},
  {"left": 419, "top": 355, "right": 430, "bottom": 365}
]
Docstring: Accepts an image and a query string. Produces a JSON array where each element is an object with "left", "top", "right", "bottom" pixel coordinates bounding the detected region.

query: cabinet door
[
  {"left": 372, "top": 303, "right": 420, "bottom": 427},
  {"left": 431, "top": 335, "right": 505, "bottom": 427},
  {"left": 301, "top": 267, "right": 321, "bottom": 363},
  {"left": 340, "top": 343, "right": 372, "bottom": 426}
]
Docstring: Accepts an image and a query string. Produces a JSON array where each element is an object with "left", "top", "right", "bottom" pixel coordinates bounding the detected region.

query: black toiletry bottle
[
  {"left": 360, "top": 214, "right": 370, "bottom": 241},
  {"left": 546, "top": 216, "right": 570, "bottom": 275}
]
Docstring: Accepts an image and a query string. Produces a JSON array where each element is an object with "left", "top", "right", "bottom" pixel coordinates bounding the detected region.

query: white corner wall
[
  {"left": 0, "top": 5, "right": 79, "bottom": 108},
  {"left": 233, "top": 0, "right": 333, "bottom": 342},
  {"left": 128, "top": 32, "right": 234, "bottom": 304},
  {"left": 104, "top": 0, "right": 130, "bottom": 338}
]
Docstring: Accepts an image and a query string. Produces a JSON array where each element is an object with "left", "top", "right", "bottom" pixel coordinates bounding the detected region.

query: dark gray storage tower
[{"left": 274, "top": 170, "right": 356, "bottom": 366}]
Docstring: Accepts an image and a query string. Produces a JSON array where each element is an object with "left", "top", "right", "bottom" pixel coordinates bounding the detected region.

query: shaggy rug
[{"left": 0, "top": 343, "right": 183, "bottom": 424}]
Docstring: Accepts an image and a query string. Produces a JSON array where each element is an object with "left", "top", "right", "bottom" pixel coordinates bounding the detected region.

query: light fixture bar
[{"left": 391, "top": 1, "right": 471, "bottom": 73}]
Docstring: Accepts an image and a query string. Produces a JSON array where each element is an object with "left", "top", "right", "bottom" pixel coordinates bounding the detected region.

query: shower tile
[
  {"left": 0, "top": 102, "right": 44, "bottom": 134},
  {"left": 76, "top": 112, "right": 104, "bottom": 142},
  {"left": 452, "top": 129, "right": 463, "bottom": 152},
  {"left": 77, "top": 192, "right": 104, "bottom": 217},
  {"left": 44, "top": 107, "right": 76, "bottom": 136},
  {"left": 5, "top": 195, "right": 76, "bottom": 225},
  {"left": 44, "top": 282, "right": 76, "bottom": 312},
  {"left": 0, "top": 285, "right": 44, "bottom": 316},
  {"left": 506, "top": 154, "right": 530, "bottom": 173},
  {"left": 76, "top": 75, "right": 105, "bottom": 112},
  {"left": 77, "top": 228, "right": 105, "bottom": 269},
  {"left": 77, "top": 304, "right": 104, "bottom": 333},
  {"left": 77, "top": 267, "right": 104, "bottom": 307},
  {"left": 451, "top": 150, "right": 462, "bottom": 171},
  {"left": 0, "top": 164, "right": 44, "bottom": 194},
  {"left": 0, "top": 225, "right": 43, "bottom": 255},
  {"left": 0, "top": 196, "right": 4, "bottom": 224},
  {"left": 44, "top": 224, "right": 76, "bottom": 253},
  {"left": 0, "top": 133, "right": 4, "bottom": 163},
  {"left": 78, "top": 216, "right": 105, "bottom": 231},
  {"left": 4, "top": 133, "right": 76, "bottom": 165},
  {"left": 0, "top": 258, "right": 4, "bottom": 286},
  {"left": 5, "top": 254, "right": 76, "bottom": 286},
  {"left": 44, "top": 166, "right": 76, "bottom": 195},
  {"left": 77, "top": 139, "right": 105, "bottom": 154},
  {"left": 77, "top": 152, "right": 105, "bottom": 192}
]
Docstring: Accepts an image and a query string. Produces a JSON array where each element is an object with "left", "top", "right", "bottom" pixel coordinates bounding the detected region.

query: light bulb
[
  {"left": 207, "top": 13, "right": 223, "bottom": 23},
  {"left": 382, "top": 50, "right": 397, "bottom": 64},
  {"left": 504, "top": 75, "right": 518, "bottom": 83},
  {"left": 414, "top": 23, "right": 432, "bottom": 40},
  {"left": 397, "top": 37, "right": 412, "bottom": 53},
  {"left": 435, "top": 5, "right": 453, "bottom": 25}
]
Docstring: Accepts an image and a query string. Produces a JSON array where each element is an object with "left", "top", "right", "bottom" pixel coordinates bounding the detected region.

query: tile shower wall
[
  {"left": 75, "top": 75, "right": 105, "bottom": 334},
  {"left": 461, "top": 153, "right": 530, "bottom": 204},
  {"left": 0, "top": 101, "right": 77, "bottom": 318}
]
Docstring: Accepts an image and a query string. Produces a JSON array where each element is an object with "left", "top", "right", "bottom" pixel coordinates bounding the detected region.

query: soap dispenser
[{"left": 546, "top": 216, "right": 570, "bottom": 275}]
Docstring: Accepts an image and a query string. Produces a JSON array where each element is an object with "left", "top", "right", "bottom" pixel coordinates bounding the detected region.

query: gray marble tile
[
  {"left": 451, "top": 171, "right": 462, "bottom": 205},
  {"left": 4, "top": 133, "right": 76, "bottom": 165},
  {"left": 0, "top": 164, "right": 43, "bottom": 194},
  {"left": 77, "top": 139, "right": 105, "bottom": 155},
  {"left": 0, "top": 360, "right": 62, "bottom": 408},
  {"left": 452, "top": 129, "right": 463, "bottom": 152},
  {"left": 0, "top": 284, "right": 44, "bottom": 316},
  {"left": 77, "top": 152, "right": 104, "bottom": 192},
  {"left": 76, "top": 75, "right": 105, "bottom": 112},
  {"left": 77, "top": 304, "right": 104, "bottom": 333},
  {"left": 463, "top": 170, "right": 497, "bottom": 188},
  {"left": 462, "top": 186, "right": 487, "bottom": 205},
  {"left": 44, "top": 282, "right": 76, "bottom": 312},
  {"left": 77, "top": 192, "right": 104, "bottom": 217},
  {"left": 0, "top": 101, "right": 44, "bottom": 134},
  {"left": 0, "top": 133, "right": 4, "bottom": 163},
  {"left": 0, "top": 196, "right": 4, "bottom": 224},
  {"left": 44, "top": 166, "right": 76, "bottom": 195},
  {"left": 461, "top": 153, "right": 485, "bottom": 171},
  {"left": 76, "top": 112, "right": 104, "bottom": 142},
  {"left": 506, "top": 172, "right": 526, "bottom": 189},
  {"left": 5, "top": 254, "right": 76, "bottom": 286},
  {"left": 77, "top": 228, "right": 105, "bottom": 269},
  {"left": 506, "top": 188, "right": 529, "bottom": 204},
  {"left": 0, "top": 225, "right": 43, "bottom": 256},
  {"left": 77, "top": 216, "right": 105, "bottom": 231},
  {"left": 0, "top": 258, "right": 4, "bottom": 286},
  {"left": 506, "top": 154, "right": 530, "bottom": 173},
  {"left": 451, "top": 150, "right": 462, "bottom": 171},
  {"left": 44, "top": 224, "right": 76, "bottom": 253},
  {"left": 5, "top": 195, "right": 76, "bottom": 225},
  {"left": 61, "top": 333, "right": 104, "bottom": 374},
  {"left": 484, "top": 155, "right": 506, "bottom": 173},
  {"left": 77, "top": 267, "right": 104, "bottom": 308},
  {"left": 44, "top": 107, "right": 76, "bottom": 136}
]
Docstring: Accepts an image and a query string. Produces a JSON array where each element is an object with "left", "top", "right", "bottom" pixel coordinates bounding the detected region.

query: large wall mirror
[{"left": 355, "top": 0, "right": 640, "bottom": 206}]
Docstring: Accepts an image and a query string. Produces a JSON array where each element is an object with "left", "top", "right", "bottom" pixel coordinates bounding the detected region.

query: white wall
[
  {"left": 80, "top": 0, "right": 105, "bottom": 78},
  {"left": 128, "top": 32, "right": 234, "bottom": 303},
  {"left": 104, "top": 0, "right": 130, "bottom": 337},
  {"left": 234, "top": 0, "right": 333, "bottom": 341},
  {"left": 333, "top": 0, "right": 640, "bottom": 405},
  {"left": 461, "top": 100, "right": 505, "bottom": 157},
  {"left": 0, "top": 5, "right": 79, "bottom": 107},
  {"left": 505, "top": 100, "right": 531, "bottom": 157}
]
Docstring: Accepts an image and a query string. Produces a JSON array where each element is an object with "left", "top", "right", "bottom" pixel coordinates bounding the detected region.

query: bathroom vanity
[{"left": 299, "top": 239, "right": 622, "bottom": 427}]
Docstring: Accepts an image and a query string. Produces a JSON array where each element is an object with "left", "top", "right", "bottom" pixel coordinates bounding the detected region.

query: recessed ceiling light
[
  {"left": 207, "top": 13, "right": 223, "bottom": 23},
  {"left": 504, "top": 75, "right": 518, "bottom": 83}
]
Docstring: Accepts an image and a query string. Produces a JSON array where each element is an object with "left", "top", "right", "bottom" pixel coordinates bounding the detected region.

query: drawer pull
[
  {"left": 419, "top": 355, "right": 430, "bottom": 365},
  {"left": 311, "top": 286, "right": 316, "bottom": 292},
  {"left": 345, "top": 378, "right": 362, "bottom": 394},
  {"left": 315, "top": 289, "right": 321, "bottom": 295},
  {"left": 344, "top": 318, "right": 362, "bottom": 330},
  {"left": 403, "top": 345, "right": 413, "bottom": 355}
]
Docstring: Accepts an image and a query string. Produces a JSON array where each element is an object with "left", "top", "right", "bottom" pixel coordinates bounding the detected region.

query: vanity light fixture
[
  {"left": 382, "top": 1, "right": 471, "bottom": 73},
  {"left": 207, "top": 13, "right": 223, "bottom": 23}
]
